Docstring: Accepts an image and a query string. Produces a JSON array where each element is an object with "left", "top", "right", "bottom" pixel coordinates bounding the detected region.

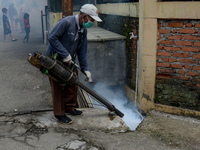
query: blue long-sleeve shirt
[{"left": 46, "top": 14, "right": 88, "bottom": 72}]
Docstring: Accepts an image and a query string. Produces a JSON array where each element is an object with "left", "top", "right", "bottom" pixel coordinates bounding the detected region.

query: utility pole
[{"left": 62, "top": 0, "right": 73, "bottom": 18}]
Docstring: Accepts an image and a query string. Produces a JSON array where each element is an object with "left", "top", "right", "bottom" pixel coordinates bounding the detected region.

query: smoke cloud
[
  {"left": 92, "top": 82, "right": 143, "bottom": 130},
  {"left": 0, "top": 0, "right": 47, "bottom": 33},
  {"left": 20, "top": 0, "right": 47, "bottom": 32}
]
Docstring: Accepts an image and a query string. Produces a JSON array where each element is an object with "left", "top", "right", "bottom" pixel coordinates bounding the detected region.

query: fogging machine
[{"left": 28, "top": 52, "right": 124, "bottom": 118}]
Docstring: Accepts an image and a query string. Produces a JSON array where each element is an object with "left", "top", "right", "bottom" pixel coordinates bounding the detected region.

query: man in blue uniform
[{"left": 47, "top": 4, "right": 102, "bottom": 124}]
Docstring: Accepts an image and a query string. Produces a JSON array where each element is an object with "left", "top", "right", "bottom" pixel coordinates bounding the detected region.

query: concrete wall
[
  {"left": 97, "top": 3, "right": 139, "bottom": 17},
  {"left": 86, "top": 40, "right": 126, "bottom": 85},
  {"left": 78, "top": 27, "right": 126, "bottom": 85}
]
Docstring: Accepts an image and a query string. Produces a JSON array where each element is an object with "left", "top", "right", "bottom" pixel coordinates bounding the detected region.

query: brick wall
[
  {"left": 157, "top": 19, "right": 200, "bottom": 88},
  {"left": 98, "top": 14, "right": 139, "bottom": 90},
  {"left": 156, "top": 19, "right": 200, "bottom": 111}
]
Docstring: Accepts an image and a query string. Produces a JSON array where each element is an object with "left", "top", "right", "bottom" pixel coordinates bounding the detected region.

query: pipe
[
  {"left": 62, "top": 0, "right": 73, "bottom": 18},
  {"left": 41, "top": 10, "right": 44, "bottom": 43},
  {"left": 134, "top": 40, "right": 139, "bottom": 106},
  {"left": 45, "top": 6, "right": 48, "bottom": 31}
]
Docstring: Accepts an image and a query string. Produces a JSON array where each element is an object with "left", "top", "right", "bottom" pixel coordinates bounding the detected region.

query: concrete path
[
  {"left": 0, "top": 29, "right": 51, "bottom": 113},
  {"left": 0, "top": 109, "right": 200, "bottom": 150}
]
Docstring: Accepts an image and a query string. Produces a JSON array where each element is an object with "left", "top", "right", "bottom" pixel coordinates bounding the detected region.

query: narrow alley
[{"left": 0, "top": 28, "right": 199, "bottom": 150}]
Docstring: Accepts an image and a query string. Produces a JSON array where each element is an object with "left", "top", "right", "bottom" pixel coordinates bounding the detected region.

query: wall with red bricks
[{"left": 156, "top": 19, "right": 200, "bottom": 111}]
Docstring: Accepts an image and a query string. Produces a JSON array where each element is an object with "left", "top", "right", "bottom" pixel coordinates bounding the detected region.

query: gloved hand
[
  {"left": 62, "top": 54, "right": 72, "bottom": 65},
  {"left": 84, "top": 71, "right": 93, "bottom": 83}
]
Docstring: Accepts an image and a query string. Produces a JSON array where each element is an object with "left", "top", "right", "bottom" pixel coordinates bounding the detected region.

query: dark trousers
[
  {"left": 49, "top": 69, "right": 78, "bottom": 116},
  {"left": 24, "top": 27, "right": 30, "bottom": 41}
]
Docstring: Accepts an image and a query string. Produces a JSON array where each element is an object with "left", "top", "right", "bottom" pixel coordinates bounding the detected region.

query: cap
[{"left": 80, "top": 4, "right": 102, "bottom": 22}]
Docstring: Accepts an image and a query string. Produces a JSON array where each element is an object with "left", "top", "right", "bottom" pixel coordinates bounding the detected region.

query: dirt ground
[{"left": 137, "top": 110, "right": 200, "bottom": 150}]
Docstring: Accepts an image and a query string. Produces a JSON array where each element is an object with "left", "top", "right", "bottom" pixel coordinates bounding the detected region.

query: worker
[{"left": 46, "top": 4, "right": 102, "bottom": 124}]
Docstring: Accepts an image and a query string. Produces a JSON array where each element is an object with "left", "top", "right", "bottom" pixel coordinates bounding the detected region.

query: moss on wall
[{"left": 155, "top": 79, "right": 200, "bottom": 111}]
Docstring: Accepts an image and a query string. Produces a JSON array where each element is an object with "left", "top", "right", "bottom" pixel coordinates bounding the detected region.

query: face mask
[{"left": 83, "top": 16, "right": 94, "bottom": 28}]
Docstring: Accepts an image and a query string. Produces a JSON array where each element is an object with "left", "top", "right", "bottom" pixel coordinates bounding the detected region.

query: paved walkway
[
  {"left": 0, "top": 28, "right": 51, "bottom": 113},
  {"left": 0, "top": 109, "right": 200, "bottom": 150}
]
